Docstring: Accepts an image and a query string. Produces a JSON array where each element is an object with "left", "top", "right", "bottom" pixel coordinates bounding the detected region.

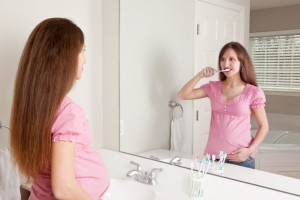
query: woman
[
  {"left": 10, "top": 18, "right": 109, "bottom": 199},
  {"left": 178, "top": 42, "right": 269, "bottom": 169}
]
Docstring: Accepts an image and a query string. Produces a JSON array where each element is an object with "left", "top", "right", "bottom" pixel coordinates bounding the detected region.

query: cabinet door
[
  {"left": 256, "top": 152, "right": 300, "bottom": 179},
  {"left": 193, "top": 0, "right": 245, "bottom": 156}
]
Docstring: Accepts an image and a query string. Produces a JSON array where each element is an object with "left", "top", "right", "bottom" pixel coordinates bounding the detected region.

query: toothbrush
[
  {"left": 201, "top": 159, "right": 207, "bottom": 177},
  {"left": 206, "top": 153, "right": 211, "bottom": 162},
  {"left": 191, "top": 161, "right": 196, "bottom": 195},
  {"left": 217, "top": 152, "right": 227, "bottom": 171},
  {"left": 216, "top": 68, "right": 231, "bottom": 73},
  {"left": 203, "top": 159, "right": 210, "bottom": 177},
  {"left": 195, "top": 157, "right": 201, "bottom": 176},
  {"left": 211, "top": 154, "right": 216, "bottom": 167},
  {"left": 221, "top": 153, "right": 227, "bottom": 165},
  {"left": 198, "top": 159, "right": 203, "bottom": 176},
  {"left": 218, "top": 151, "right": 224, "bottom": 170}
]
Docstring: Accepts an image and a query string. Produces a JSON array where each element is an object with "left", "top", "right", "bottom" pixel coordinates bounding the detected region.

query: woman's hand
[
  {"left": 177, "top": 66, "right": 215, "bottom": 100},
  {"left": 227, "top": 148, "right": 252, "bottom": 162},
  {"left": 197, "top": 66, "right": 216, "bottom": 78}
]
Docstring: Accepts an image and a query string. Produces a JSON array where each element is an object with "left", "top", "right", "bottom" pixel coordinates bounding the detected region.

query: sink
[{"left": 102, "top": 178, "right": 156, "bottom": 200}]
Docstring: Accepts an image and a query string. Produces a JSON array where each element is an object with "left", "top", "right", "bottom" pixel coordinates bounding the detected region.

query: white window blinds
[{"left": 250, "top": 32, "right": 300, "bottom": 92}]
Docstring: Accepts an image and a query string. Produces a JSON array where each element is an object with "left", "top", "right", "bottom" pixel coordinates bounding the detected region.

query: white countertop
[
  {"left": 138, "top": 148, "right": 300, "bottom": 196},
  {"left": 101, "top": 149, "right": 300, "bottom": 200}
]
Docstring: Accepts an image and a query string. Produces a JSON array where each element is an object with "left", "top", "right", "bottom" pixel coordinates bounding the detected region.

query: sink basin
[{"left": 102, "top": 178, "right": 156, "bottom": 200}]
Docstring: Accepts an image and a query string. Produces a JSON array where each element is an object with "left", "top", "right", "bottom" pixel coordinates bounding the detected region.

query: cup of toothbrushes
[
  {"left": 190, "top": 172, "right": 205, "bottom": 199},
  {"left": 212, "top": 167, "right": 225, "bottom": 176}
]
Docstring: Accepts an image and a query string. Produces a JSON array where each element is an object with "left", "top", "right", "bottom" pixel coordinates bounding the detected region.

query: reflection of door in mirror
[{"left": 193, "top": 0, "right": 244, "bottom": 156}]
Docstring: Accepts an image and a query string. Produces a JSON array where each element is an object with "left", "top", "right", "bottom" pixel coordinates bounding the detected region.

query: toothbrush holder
[
  {"left": 213, "top": 168, "right": 225, "bottom": 176},
  {"left": 190, "top": 172, "right": 205, "bottom": 199}
]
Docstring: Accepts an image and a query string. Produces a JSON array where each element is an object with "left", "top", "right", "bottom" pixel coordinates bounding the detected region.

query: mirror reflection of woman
[{"left": 178, "top": 42, "right": 269, "bottom": 169}]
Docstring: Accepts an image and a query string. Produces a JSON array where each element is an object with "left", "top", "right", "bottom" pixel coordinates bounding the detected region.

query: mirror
[{"left": 120, "top": 0, "right": 300, "bottom": 195}]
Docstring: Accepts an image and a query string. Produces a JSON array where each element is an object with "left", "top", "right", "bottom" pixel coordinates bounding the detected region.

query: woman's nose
[{"left": 223, "top": 59, "right": 229, "bottom": 66}]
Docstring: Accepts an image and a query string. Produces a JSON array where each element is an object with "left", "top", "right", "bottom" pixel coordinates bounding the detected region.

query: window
[{"left": 250, "top": 30, "right": 300, "bottom": 93}]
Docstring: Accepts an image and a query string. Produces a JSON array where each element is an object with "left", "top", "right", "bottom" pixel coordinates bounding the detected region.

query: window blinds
[{"left": 250, "top": 34, "right": 300, "bottom": 91}]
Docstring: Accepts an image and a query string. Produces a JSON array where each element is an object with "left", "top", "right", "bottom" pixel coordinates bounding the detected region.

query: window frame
[{"left": 250, "top": 29, "right": 300, "bottom": 96}]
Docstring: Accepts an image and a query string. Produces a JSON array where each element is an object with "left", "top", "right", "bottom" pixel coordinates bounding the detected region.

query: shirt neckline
[{"left": 219, "top": 81, "right": 249, "bottom": 102}]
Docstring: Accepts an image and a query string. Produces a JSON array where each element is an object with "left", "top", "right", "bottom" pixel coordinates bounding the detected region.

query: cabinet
[{"left": 255, "top": 148, "right": 300, "bottom": 179}]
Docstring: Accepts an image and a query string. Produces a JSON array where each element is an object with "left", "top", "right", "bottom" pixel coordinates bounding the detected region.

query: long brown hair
[
  {"left": 218, "top": 42, "right": 257, "bottom": 86},
  {"left": 10, "top": 18, "right": 84, "bottom": 180}
]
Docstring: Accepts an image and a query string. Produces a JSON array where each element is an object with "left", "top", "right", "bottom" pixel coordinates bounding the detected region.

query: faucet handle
[
  {"left": 148, "top": 168, "right": 163, "bottom": 178},
  {"left": 129, "top": 161, "right": 142, "bottom": 171},
  {"left": 170, "top": 156, "right": 182, "bottom": 166}
]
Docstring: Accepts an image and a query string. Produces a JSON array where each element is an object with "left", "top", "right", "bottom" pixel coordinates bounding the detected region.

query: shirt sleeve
[
  {"left": 201, "top": 81, "right": 212, "bottom": 98},
  {"left": 250, "top": 87, "right": 266, "bottom": 109},
  {"left": 51, "top": 102, "right": 84, "bottom": 142}
]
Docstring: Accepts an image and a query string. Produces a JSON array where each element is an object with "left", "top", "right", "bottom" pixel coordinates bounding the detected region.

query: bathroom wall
[
  {"left": 0, "top": 0, "right": 103, "bottom": 149},
  {"left": 102, "top": 0, "right": 120, "bottom": 151},
  {"left": 250, "top": 5, "right": 300, "bottom": 130},
  {"left": 119, "top": 0, "right": 194, "bottom": 154},
  {"left": 250, "top": 5, "right": 300, "bottom": 32}
]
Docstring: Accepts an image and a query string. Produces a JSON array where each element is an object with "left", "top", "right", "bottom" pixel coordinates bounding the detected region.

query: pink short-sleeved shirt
[
  {"left": 29, "top": 97, "right": 110, "bottom": 200},
  {"left": 201, "top": 81, "right": 266, "bottom": 158}
]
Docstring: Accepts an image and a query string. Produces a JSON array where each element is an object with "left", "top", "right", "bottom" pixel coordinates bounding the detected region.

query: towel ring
[
  {"left": 168, "top": 100, "right": 183, "bottom": 120},
  {"left": 0, "top": 121, "right": 10, "bottom": 131}
]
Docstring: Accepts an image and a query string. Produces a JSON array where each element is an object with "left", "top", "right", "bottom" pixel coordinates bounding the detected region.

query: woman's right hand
[
  {"left": 197, "top": 67, "right": 216, "bottom": 78},
  {"left": 177, "top": 66, "right": 214, "bottom": 100}
]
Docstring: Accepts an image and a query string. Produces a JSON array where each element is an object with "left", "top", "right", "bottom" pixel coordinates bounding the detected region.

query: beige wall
[
  {"left": 250, "top": 5, "right": 300, "bottom": 118},
  {"left": 265, "top": 95, "right": 300, "bottom": 116},
  {"left": 250, "top": 5, "right": 300, "bottom": 32}
]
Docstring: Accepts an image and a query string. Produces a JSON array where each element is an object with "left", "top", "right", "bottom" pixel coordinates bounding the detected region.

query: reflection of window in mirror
[{"left": 250, "top": 30, "right": 300, "bottom": 93}]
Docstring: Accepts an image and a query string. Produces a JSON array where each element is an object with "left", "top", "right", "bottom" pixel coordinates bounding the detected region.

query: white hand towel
[
  {"left": 170, "top": 117, "right": 185, "bottom": 153},
  {"left": 0, "top": 149, "right": 21, "bottom": 200}
]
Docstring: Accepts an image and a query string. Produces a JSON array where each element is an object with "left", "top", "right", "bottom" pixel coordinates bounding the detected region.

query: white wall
[
  {"left": 0, "top": 0, "right": 103, "bottom": 150},
  {"left": 102, "top": 0, "right": 120, "bottom": 151},
  {"left": 120, "top": 0, "right": 194, "bottom": 154}
]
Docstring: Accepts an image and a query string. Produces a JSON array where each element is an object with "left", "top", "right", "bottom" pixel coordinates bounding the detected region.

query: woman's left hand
[{"left": 227, "top": 148, "right": 252, "bottom": 162}]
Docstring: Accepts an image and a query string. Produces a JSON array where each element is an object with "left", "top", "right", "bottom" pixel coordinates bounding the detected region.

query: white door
[{"left": 193, "top": 0, "right": 245, "bottom": 156}]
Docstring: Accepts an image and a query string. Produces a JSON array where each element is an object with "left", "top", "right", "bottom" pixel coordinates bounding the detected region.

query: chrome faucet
[
  {"left": 169, "top": 156, "right": 182, "bottom": 166},
  {"left": 126, "top": 161, "right": 163, "bottom": 185},
  {"left": 149, "top": 155, "right": 160, "bottom": 161}
]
